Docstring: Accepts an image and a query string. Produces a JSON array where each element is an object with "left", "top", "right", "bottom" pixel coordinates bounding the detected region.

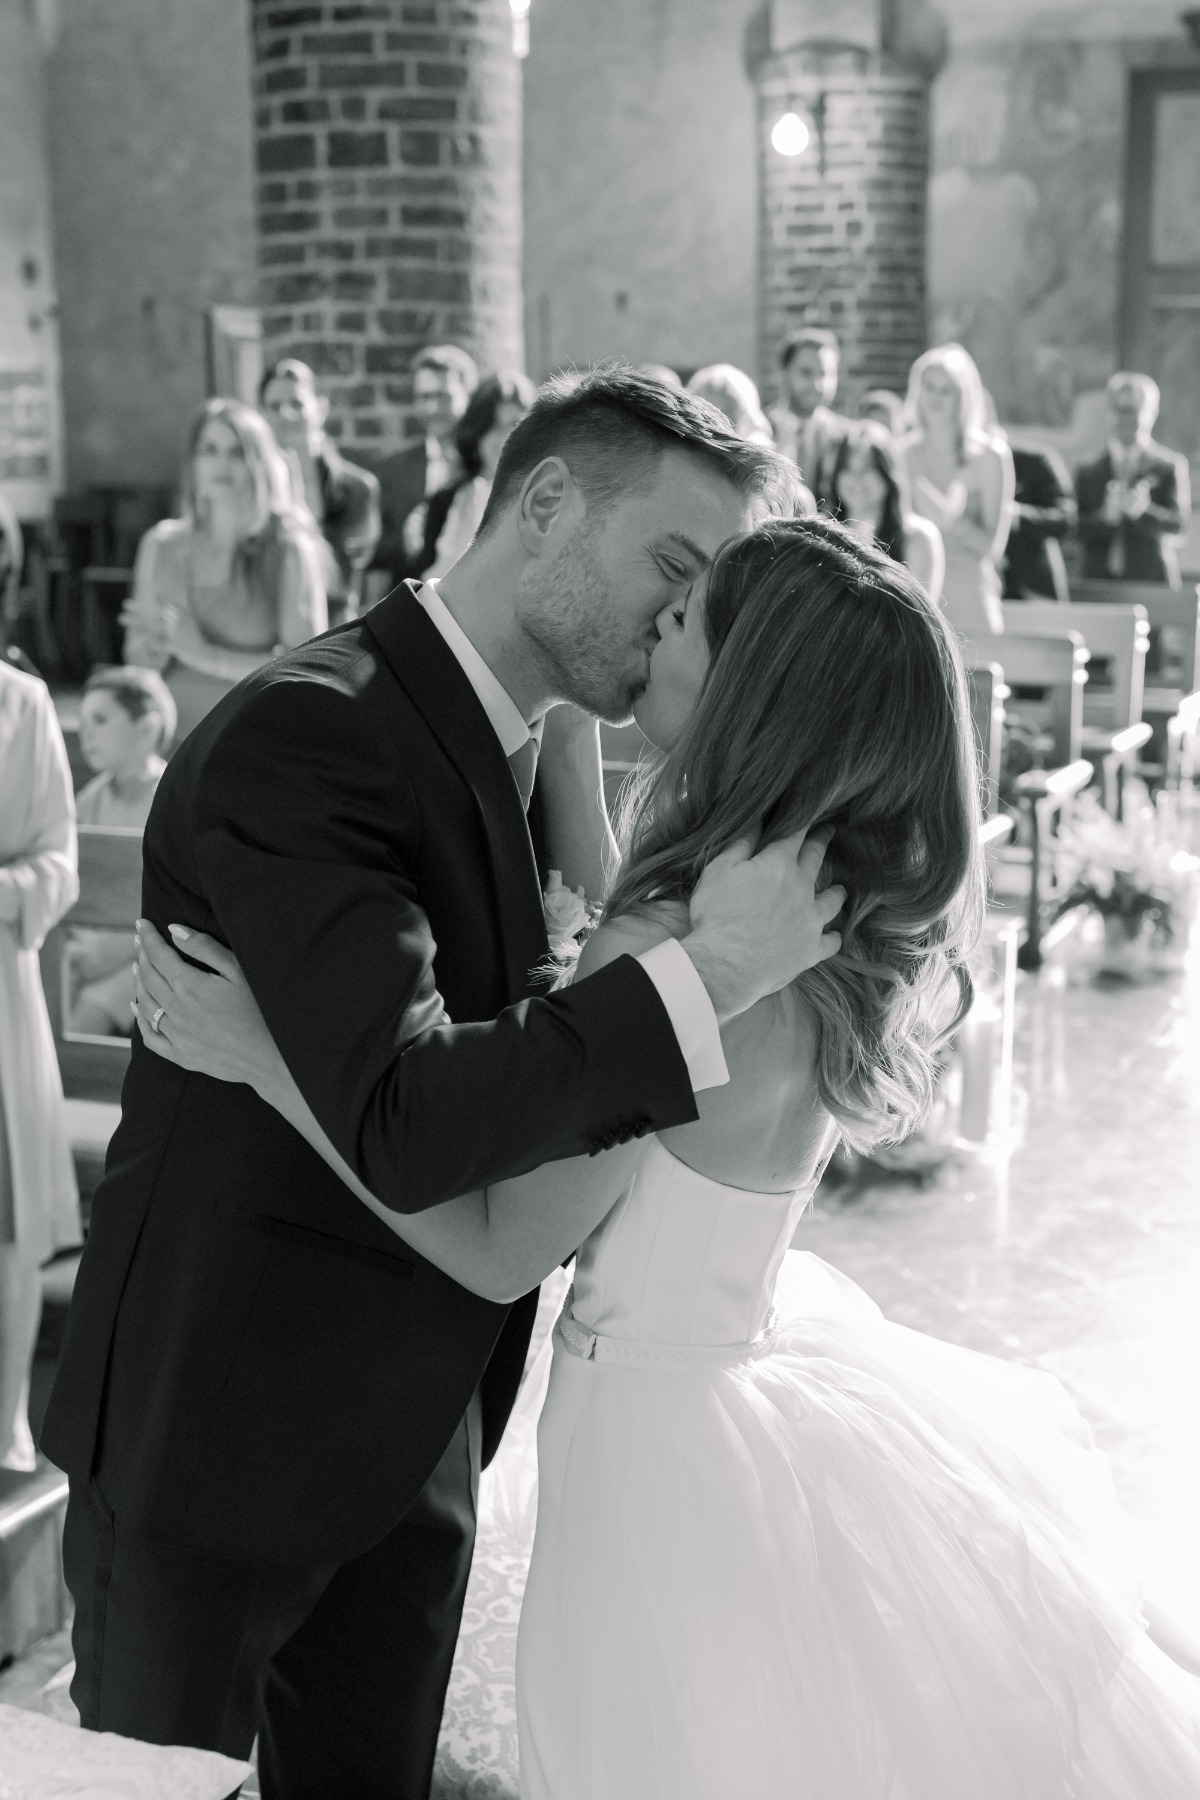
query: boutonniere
[{"left": 543, "top": 870, "right": 601, "bottom": 962}]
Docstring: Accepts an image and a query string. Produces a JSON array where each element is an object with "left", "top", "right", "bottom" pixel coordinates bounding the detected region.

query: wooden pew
[
  {"left": 1004, "top": 600, "right": 1152, "bottom": 815},
  {"left": 40, "top": 824, "right": 143, "bottom": 1106}
]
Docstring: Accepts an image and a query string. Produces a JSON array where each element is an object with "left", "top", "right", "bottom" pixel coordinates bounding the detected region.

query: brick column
[
  {"left": 248, "top": 1, "right": 523, "bottom": 458},
  {"left": 754, "top": 5, "right": 947, "bottom": 406}
]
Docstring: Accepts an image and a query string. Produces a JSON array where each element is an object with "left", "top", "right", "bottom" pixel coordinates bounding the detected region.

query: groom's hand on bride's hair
[
  {"left": 682, "top": 827, "right": 844, "bottom": 1025},
  {"left": 132, "top": 918, "right": 280, "bottom": 1094}
]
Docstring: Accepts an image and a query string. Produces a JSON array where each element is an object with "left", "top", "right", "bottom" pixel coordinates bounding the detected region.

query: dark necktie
[{"left": 507, "top": 737, "right": 538, "bottom": 812}]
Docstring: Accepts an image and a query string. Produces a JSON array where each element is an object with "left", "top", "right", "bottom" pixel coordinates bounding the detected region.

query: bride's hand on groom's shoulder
[
  {"left": 133, "top": 919, "right": 282, "bottom": 1098},
  {"left": 683, "top": 827, "right": 844, "bottom": 1025}
]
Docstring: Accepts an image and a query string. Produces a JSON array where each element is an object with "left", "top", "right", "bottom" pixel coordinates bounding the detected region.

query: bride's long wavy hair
[{"left": 605, "top": 516, "right": 986, "bottom": 1150}]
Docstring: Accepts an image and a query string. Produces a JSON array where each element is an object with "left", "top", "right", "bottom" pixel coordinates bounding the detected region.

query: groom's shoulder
[{"left": 167, "top": 624, "right": 406, "bottom": 805}]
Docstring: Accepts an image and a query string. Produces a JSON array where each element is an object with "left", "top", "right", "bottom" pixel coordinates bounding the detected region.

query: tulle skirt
[{"left": 490, "top": 1253, "right": 1200, "bottom": 1799}]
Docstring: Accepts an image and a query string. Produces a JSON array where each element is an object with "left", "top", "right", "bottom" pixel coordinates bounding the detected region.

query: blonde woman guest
[
  {"left": 66, "top": 668, "right": 175, "bottom": 1039},
  {"left": 121, "top": 399, "right": 328, "bottom": 741},
  {"left": 900, "top": 344, "right": 1014, "bottom": 637},
  {"left": 830, "top": 422, "right": 944, "bottom": 603},
  {"left": 687, "top": 364, "right": 775, "bottom": 447},
  {"left": 0, "top": 660, "right": 81, "bottom": 1470}
]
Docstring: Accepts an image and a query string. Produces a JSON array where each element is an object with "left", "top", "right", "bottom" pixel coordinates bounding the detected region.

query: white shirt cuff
[{"left": 635, "top": 938, "right": 730, "bottom": 1093}]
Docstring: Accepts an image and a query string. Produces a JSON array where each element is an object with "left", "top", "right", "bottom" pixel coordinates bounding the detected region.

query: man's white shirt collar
[
  {"left": 413, "top": 583, "right": 726, "bottom": 1094},
  {"left": 416, "top": 579, "right": 538, "bottom": 757}
]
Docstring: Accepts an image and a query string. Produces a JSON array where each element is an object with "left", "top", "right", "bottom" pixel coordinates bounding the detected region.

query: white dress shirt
[{"left": 416, "top": 581, "right": 728, "bottom": 1093}]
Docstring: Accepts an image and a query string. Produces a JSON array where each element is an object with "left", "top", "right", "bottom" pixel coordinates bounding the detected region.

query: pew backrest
[
  {"left": 1005, "top": 600, "right": 1148, "bottom": 732},
  {"left": 1069, "top": 578, "right": 1200, "bottom": 710},
  {"left": 995, "top": 629, "right": 1087, "bottom": 768}
]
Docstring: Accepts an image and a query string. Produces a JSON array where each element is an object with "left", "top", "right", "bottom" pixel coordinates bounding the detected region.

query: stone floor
[{"left": 4, "top": 884, "right": 1200, "bottom": 1795}]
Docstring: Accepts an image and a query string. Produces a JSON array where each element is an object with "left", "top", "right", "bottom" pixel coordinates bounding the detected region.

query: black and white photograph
[{"left": 2, "top": 1, "right": 1200, "bottom": 1794}]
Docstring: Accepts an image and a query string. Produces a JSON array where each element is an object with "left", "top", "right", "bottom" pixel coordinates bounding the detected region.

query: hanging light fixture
[
  {"left": 771, "top": 110, "right": 810, "bottom": 157},
  {"left": 511, "top": 0, "right": 531, "bottom": 59}
]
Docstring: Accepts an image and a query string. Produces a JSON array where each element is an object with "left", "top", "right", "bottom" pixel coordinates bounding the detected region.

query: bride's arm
[
  {"left": 133, "top": 915, "right": 668, "bottom": 1302},
  {"left": 535, "top": 702, "right": 620, "bottom": 905}
]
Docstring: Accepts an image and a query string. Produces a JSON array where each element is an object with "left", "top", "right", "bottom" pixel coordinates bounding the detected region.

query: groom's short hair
[{"left": 478, "top": 364, "right": 805, "bottom": 532}]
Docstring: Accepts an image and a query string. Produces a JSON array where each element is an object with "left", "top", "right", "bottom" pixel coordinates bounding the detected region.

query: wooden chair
[
  {"left": 968, "top": 662, "right": 1007, "bottom": 820},
  {"left": 1168, "top": 689, "right": 1200, "bottom": 791},
  {"left": 971, "top": 632, "right": 1091, "bottom": 969},
  {"left": 1069, "top": 578, "right": 1200, "bottom": 777},
  {"left": 39, "top": 825, "right": 143, "bottom": 1104},
  {"left": 1004, "top": 600, "right": 1152, "bottom": 815}
]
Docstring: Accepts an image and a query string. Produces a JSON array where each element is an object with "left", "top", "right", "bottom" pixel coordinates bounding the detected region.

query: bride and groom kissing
[{"left": 43, "top": 368, "right": 1200, "bottom": 1798}]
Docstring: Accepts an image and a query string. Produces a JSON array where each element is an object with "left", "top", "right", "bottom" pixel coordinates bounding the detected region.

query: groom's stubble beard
[{"left": 516, "top": 519, "right": 652, "bottom": 724}]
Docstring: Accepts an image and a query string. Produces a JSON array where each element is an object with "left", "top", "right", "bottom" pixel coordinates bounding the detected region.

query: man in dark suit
[
  {"left": 1003, "top": 444, "right": 1076, "bottom": 601},
  {"left": 43, "top": 370, "right": 831, "bottom": 1799},
  {"left": 767, "top": 327, "right": 851, "bottom": 510},
  {"left": 373, "top": 344, "right": 478, "bottom": 588},
  {"left": 1075, "top": 372, "right": 1192, "bottom": 586},
  {"left": 259, "top": 358, "right": 382, "bottom": 628}
]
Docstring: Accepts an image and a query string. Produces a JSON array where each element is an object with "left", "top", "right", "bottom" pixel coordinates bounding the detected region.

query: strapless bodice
[{"left": 569, "top": 1137, "right": 813, "bottom": 1350}]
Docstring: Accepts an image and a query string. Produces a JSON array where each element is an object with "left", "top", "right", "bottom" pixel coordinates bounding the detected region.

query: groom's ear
[{"left": 517, "top": 456, "right": 576, "bottom": 555}]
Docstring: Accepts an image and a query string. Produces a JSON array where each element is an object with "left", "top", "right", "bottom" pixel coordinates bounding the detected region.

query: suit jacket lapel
[{"left": 364, "top": 584, "right": 550, "bottom": 999}]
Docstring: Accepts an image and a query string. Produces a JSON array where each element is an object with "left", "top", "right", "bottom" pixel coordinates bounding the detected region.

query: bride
[{"left": 134, "top": 516, "right": 1200, "bottom": 1797}]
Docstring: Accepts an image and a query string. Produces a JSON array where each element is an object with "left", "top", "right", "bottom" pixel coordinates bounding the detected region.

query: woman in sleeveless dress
[
  {"left": 121, "top": 399, "right": 329, "bottom": 743},
  {"left": 134, "top": 517, "right": 1200, "bottom": 1796},
  {"left": 900, "top": 343, "right": 1014, "bottom": 639}
]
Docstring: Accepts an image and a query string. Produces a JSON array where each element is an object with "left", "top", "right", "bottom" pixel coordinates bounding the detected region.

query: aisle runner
[
  {"left": 431, "top": 1267, "right": 568, "bottom": 1798},
  {"left": 431, "top": 1541, "right": 526, "bottom": 1798}
]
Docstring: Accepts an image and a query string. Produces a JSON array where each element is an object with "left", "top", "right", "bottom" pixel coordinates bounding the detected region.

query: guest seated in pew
[
  {"left": 829, "top": 421, "right": 944, "bottom": 603},
  {"left": 120, "top": 399, "right": 328, "bottom": 743},
  {"left": 900, "top": 343, "right": 1014, "bottom": 638},
  {"left": 64, "top": 669, "right": 175, "bottom": 1041},
  {"left": 1075, "top": 373, "right": 1191, "bottom": 587},
  {"left": 0, "top": 659, "right": 81, "bottom": 1472},
  {"left": 75, "top": 666, "right": 175, "bottom": 828}
]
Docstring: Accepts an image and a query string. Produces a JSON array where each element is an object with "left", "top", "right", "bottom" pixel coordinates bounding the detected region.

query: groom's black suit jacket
[{"left": 42, "top": 584, "right": 697, "bottom": 1564}]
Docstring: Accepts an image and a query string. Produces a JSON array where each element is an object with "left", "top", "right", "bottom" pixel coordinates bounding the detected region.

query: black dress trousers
[{"left": 63, "top": 1391, "right": 482, "bottom": 1800}]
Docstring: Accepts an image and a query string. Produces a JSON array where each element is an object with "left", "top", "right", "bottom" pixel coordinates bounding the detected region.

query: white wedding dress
[{"left": 486, "top": 1136, "right": 1200, "bottom": 1799}]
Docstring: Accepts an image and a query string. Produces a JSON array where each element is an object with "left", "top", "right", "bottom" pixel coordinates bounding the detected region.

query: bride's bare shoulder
[{"left": 574, "top": 901, "right": 691, "bottom": 980}]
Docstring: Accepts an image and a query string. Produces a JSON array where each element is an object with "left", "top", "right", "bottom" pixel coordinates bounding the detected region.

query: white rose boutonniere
[{"left": 543, "top": 870, "right": 599, "bottom": 963}]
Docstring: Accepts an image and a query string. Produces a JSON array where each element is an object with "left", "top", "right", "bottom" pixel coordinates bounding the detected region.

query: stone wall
[
  {"left": 0, "top": 2, "right": 62, "bottom": 519},
  {"left": 249, "top": 0, "right": 523, "bottom": 457},
  {"left": 756, "top": 50, "right": 930, "bottom": 403},
  {"left": 45, "top": 0, "right": 259, "bottom": 491},
  {"left": 522, "top": 0, "right": 759, "bottom": 381},
  {"left": 929, "top": 0, "right": 1194, "bottom": 432}
]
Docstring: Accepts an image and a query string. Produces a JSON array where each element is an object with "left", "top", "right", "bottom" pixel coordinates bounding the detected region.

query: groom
[{"left": 43, "top": 369, "right": 829, "bottom": 1798}]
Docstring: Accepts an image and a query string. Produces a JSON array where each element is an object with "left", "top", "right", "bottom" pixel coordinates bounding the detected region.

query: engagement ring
[{"left": 150, "top": 1005, "right": 166, "bottom": 1033}]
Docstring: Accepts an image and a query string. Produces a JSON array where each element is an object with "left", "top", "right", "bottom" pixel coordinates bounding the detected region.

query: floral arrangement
[
  {"left": 542, "top": 870, "right": 603, "bottom": 967},
  {"left": 1052, "top": 786, "right": 1198, "bottom": 975}
]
